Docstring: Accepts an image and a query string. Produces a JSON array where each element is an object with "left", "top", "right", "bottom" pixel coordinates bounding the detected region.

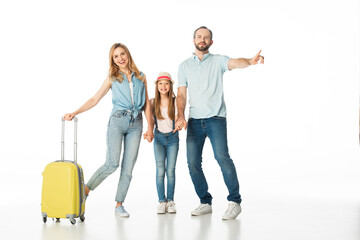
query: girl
[
  {"left": 146, "top": 72, "right": 179, "bottom": 214},
  {"left": 63, "top": 43, "right": 153, "bottom": 217}
]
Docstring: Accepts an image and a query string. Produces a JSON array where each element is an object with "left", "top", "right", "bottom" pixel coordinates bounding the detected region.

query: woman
[{"left": 63, "top": 43, "right": 153, "bottom": 217}]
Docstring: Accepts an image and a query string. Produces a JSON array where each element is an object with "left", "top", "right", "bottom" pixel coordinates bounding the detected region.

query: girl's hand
[
  {"left": 146, "top": 135, "right": 154, "bottom": 143},
  {"left": 143, "top": 130, "right": 154, "bottom": 143},
  {"left": 63, "top": 113, "right": 76, "bottom": 121},
  {"left": 174, "top": 116, "right": 187, "bottom": 133}
]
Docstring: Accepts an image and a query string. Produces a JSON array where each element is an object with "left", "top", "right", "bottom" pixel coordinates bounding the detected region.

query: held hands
[
  {"left": 143, "top": 129, "right": 154, "bottom": 143},
  {"left": 173, "top": 116, "right": 187, "bottom": 133},
  {"left": 249, "top": 50, "right": 265, "bottom": 65},
  {"left": 63, "top": 113, "right": 76, "bottom": 121}
]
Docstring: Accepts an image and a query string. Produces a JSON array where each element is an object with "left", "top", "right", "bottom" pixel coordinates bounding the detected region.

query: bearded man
[{"left": 175, "top": 26, "right": 264, "bottom": 220}]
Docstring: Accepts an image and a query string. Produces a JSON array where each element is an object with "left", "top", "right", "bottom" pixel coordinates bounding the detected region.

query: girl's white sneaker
[
  {"left": 157, "top": 202, "right": 167, "bottom": 214},
  {"left": 167, "top": 201, "right": 176, "bottom": 214}
]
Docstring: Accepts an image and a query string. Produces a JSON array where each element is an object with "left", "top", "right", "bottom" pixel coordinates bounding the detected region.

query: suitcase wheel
[
  {"left": 43, "top": 217, "right": 47, "bottom": 223},
  {"left": 80, "top": 215, "right": 85, "bottom": 222},
  {"left": 70, "top": 218, "right": 76, "bottom": 225},
  {"left": 56, "top": 218, "right": 60, "bottom": 222}
]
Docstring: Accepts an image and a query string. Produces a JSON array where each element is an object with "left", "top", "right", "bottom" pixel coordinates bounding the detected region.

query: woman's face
[
  {"left": 113, "top": 47, "right": 128, "bottom": 69},
  {"left": 157, "top": 80, "right": 171, "bottom": 96}
]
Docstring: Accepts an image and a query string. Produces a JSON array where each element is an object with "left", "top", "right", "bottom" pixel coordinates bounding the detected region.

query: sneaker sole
[
  {"left": 115, "top": 212, "right": 130, "bottom": 218},
  {"left": 222, "top": 215, "right": 237, "bottom": 220},
  {"left": 222, "top": 212, "right": 241, "bottom": 220},
  {"left": 191, "top": 210, "right": 212, "bottom": 216}
]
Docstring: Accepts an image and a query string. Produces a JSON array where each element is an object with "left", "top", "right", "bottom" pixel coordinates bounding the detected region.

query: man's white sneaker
[
  {"left": 191, "top": 203, "right": 212, "bottom": 216},
  {"left": 157, "top": 202, "right": 167, "bottom": 214},
  {"left": 167, "top": 201, "right": 176, "bottom": 214},
  {"left": 222, "top": 201, "right": 241, "bottom": 220}
]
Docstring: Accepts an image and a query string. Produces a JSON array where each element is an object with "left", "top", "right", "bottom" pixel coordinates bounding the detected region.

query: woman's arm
[{"left": 63, "top": 78, "right": 111, "bottom": 121}]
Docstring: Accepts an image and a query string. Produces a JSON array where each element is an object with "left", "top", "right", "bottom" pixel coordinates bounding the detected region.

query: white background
[{"left": 0, "top": 0, "right": 359, "bottom": 239}]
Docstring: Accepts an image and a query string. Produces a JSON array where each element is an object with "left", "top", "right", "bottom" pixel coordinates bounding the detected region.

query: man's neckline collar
[{"left": 192, "top": 52, "right": 211, "bottom": 61}]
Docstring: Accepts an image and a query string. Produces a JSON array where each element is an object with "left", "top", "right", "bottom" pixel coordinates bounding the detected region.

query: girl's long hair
[
  {"left": 154, "top": 80, "right": 176, "bottom": 120},
  {"left": 108, "top": 43, "right": 144, "bottom": 83}
]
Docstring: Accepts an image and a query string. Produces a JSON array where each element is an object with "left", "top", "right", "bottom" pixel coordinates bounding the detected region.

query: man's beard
[{"left": 195, "top": 42, "right": 210, "bottom": 52}]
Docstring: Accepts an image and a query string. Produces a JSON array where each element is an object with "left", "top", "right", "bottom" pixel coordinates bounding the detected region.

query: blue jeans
[
  {"left": 86, "top": 110, "right": 143, "bottom": 203},
  {"left": 153, "top": 129, "right": 179, "bottom": 202},
  {"left": 186, "top": 117, "right": 241, "bottom": 204}
]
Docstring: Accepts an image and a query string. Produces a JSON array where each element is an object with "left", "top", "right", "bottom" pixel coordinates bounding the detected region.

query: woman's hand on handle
[{"left": 63, "top": 113, "right": 76, "bottom": 121}]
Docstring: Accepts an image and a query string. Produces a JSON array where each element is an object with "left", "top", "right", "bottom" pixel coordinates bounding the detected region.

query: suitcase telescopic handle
[{"left": 61, "top": 117, "right": 78, "bottom": 163}]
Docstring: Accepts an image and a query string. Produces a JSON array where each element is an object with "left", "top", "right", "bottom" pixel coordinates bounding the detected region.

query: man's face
[{"left": 193, "top": 28, "right": 213, "bottom": 52}]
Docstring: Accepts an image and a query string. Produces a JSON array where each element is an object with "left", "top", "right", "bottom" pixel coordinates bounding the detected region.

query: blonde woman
[{"left": 63, "top": 43, "right": 153, "bottom": 217}]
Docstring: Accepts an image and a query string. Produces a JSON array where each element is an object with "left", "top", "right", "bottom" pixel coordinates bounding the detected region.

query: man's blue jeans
[
  {"left": 187, "top": 117, "right": 241, "bottom": 204},
  {"left": 153, "top": 129, "right": 179, "bottom": 202}
]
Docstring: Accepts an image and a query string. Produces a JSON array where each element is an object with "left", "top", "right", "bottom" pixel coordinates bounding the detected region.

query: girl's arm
[
  {"left": 142, "top": 75, "right": 154, "bottom": 142},
  {"left": 63, "top": 78, "right": 111, "bottom": 121},
  {"left": 143, "top": 98, "right": 155, "bottom": 142}
]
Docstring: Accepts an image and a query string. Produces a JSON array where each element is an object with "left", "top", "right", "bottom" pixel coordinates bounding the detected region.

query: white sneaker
[
  {"left": 222, "top": 201, "right": 241, "bottom": 220},
  {"left": 191, "top": 203, "right": 212, "bottom": 216},
  {"left": 157, "top": 202, "right": 167, "bottom": 214},
  {"left": 166, "top": 201, "right": 176, "bottom": 214},
  {"left": 115, "top": 205, "right": 130, "bottom": 217}
]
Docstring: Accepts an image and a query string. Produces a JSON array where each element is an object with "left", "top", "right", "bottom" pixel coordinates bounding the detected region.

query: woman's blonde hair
[
  {"left": 153, "top": 80, "right": 176, "bottom": 121},
  {"left": 108, "top": 43, "right": 144, "bottom": 83}
]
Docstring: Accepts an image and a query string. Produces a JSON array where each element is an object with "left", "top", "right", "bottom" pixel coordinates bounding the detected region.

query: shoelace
[
  {"left": 196, "top": 204, "right": 208, "bottom": 210},
  {"left": 158, "top": 203, "right": 166, "bottom": 209},
  {"left": 225, "top": 203, "right": 237, "bottom": 214},
  {"left": 117, "top": 206, "right": 126, "bottom": 212}
]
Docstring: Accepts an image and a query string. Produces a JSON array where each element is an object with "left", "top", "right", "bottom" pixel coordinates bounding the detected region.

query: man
[{"left": 175, "top": 26, "right": 264, "bottom": 220}]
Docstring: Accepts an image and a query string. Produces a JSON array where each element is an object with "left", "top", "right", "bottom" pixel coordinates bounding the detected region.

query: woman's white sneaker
[
  {"left": 166, "top": 201, "right": 176, "bottom": 214},
  {"left": 222, "top": 201, "right": 241, "bottom": 220},
  {"left": 191, "top": 203, "right": 212, "bottom": 216},
  {"left": 157, "top": 202, "right": 167, "bottom": 214},
  {"left": 115, "top": 205, "right": 130, "bottom": 217}
]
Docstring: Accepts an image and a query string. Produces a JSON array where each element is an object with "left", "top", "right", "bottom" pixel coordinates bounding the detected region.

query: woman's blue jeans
[
  {"left": 186, "top": 117, "right": 241, "bottom": 204},
  {"left": 153, "top": 129, "right": 179, "bottom": 202},
  {"left": 86, "top": 110, "right": 143, "bottom": 203}
]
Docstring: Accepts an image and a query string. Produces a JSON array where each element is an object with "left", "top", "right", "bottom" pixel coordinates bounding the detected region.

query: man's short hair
[{"left": 193, "top": 26, "right": 213, "bottom": 41}]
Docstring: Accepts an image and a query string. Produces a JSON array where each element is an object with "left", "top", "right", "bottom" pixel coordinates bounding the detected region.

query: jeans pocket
[{"left": 112, "top": 111, "right": 125, "bottom": 118}]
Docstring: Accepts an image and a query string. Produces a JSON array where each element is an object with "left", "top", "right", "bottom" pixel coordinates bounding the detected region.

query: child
[{"left": 145, "top": 72, "right": 179, "bottom": 214}]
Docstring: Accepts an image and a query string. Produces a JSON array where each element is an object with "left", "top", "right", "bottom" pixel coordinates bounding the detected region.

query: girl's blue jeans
[{"left": 153, "top": 129, "right": 179, "bottom": 202}]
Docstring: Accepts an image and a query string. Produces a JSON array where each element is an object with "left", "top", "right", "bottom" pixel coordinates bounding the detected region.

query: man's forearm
[
  {"left": 228, "top": 58, "right": 251, "bottom": 70},
  {"left": 177, "top": 96, "right": 186, "bottom": 118}
]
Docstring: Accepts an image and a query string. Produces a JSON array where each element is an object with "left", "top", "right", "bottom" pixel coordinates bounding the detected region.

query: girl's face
[
  {"left": 157, "top": 80, "right": 171, "bottom": 96},
  {"left": 113, "top": 47, "right": 129, "bottom": 70}
]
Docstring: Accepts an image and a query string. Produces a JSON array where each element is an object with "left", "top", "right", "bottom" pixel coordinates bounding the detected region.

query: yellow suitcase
[{"left": 41, "top": 117, "right": 85, "bottom": 224}]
